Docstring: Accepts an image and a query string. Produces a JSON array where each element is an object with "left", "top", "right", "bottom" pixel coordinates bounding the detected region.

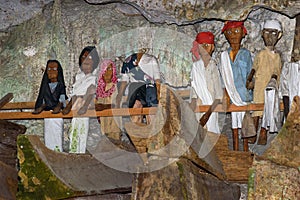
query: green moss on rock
[{"left": 17, "top": 135, "right": 79, "bottom": 200}]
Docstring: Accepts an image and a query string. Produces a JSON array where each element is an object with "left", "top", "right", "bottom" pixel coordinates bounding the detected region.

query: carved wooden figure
[
  {"left": 246, "top": 19, "right": 283, "bottom": 145},
  {"left": 32, "top": 60, "right": 67, "bottom": 151},
  {"left": 219, "top": 21, "right": 253, "bottom": 151}
]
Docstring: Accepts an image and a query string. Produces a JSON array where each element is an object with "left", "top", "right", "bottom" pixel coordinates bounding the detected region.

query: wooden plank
[
  {"left": 195, "top": 102, "right": 284, "bottom": 112},
  {"left": 0, "top": 93, "right": 13, "bottom": 109},
  {"left": 0, "top": 102, "right": 284, "bottom": 120},
  {"left": 1, "top": 101, "right": 283, "bottom": 112},
  {"left": 0, "top": 107, "right": 158, "bottom": 120}
]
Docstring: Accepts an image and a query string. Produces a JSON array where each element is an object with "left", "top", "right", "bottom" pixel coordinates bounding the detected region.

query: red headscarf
[
  {"left": 196, "top": 32, "right": 214, "bottom": 44},
  {"left": 96, "top": 59, "right": 118, "bottom": 99},
  {"left": 191, "top": 31, "right": 215, "bottom": 62},
  {"left": 221, "top": 21, "right": 247, "bottom": 35}
]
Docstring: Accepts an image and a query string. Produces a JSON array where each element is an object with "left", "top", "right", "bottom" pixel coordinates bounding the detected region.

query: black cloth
[
  {"left": 128, "top": 82, "right": 158, "bottom": 108},
  {"left": 122, "top": 53, "right": 158, "bottom": 108},
  {"left": 34, "top": 60, "right": 67, "bottom": 110}
]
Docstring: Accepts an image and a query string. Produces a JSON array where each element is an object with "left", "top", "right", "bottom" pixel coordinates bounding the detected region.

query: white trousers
[
  {"left": 69, "top": 117, "right": 89, "bottom": 153},
  {"left": 44, "top": 118, "right": 63, "bottom": 152},
  {"left": 231, "top": 112, "right": 245, "bottom": 129}
]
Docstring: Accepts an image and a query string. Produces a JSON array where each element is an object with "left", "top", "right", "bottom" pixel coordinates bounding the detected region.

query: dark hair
[
  {"left": 34, "top": 59, "right": 67, "bottom": 109},
  {"left": 79, "top": 46, "right": 100, "bottom": 72}
]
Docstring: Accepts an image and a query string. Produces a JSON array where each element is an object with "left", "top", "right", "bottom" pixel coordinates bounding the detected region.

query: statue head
[
  {"left": 222, "top": 21, "right": 247, "bottom": 47},
  {"left": 262, "top": 19, "right": 283, "bottom": 48}
]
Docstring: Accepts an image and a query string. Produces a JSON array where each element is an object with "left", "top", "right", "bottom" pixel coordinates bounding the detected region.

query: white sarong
[
  {"left": 220, "top": 51, "right": 247, "bottom": 128},
  {"left": 191, "top": 60, "right": 220, "bottom": 133}
]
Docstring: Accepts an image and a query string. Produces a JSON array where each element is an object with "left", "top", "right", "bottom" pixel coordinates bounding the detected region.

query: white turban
[{"left": 263, "top": 19, "right": 282, "bottom": 31}]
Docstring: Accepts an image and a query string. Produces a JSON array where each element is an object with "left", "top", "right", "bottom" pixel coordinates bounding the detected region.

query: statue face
[
  {"left": 103, "top": 63, "right": 113, "bottom": 84},
  {"left": 262, "top": 28, "right": 281, "bottom": 47},
  {"left": 200, "top": 43, "right": 215, "bottom": 56},
  {"left": 81, "top": 51, "right": 94, "bottom": 75},
  {"left": 47, "top": 62, "right": 58, "bottom": 83},
  {"left": 224, "top": 27, "right": 244, "bottom": 45}
]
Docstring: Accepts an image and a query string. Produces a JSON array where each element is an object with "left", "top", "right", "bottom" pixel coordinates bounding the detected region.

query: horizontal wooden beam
[
  {"left": 0, "top": 101, "right": 284, "bottom": 120},
  {"left": 0, "top": 107, "right": 157, "bottom": 120}
]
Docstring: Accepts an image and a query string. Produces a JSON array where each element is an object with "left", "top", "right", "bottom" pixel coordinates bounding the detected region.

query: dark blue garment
[
  {"left": 122, "top": 53, "right": 158, "bottom": 107},
  {"left": 121, "top": 53, "right": 148, "bottom": 82}
]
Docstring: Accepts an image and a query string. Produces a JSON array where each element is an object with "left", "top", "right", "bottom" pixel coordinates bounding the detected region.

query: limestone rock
[
  {"left": 86, "top": 0, "right": 300, "bottom": 24},
  {"left": 248, "top": 96, "right": 300, "bottom": 199},
  {"left": 132, "top": 158, "right": 241, "bottom": 200},
  {"left": 248, "top": 158, "right": 300, "bottom": 200},
  {"left": 262, "top": 96, "right": 300, "bottom": 168},
  {"left": 17, "top": 135, "right": 133, "bottom": 199}
]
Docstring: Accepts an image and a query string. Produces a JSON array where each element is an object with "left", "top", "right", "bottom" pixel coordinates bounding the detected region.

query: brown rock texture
[
  {"left": 132, "top": 158, "right": 241, "bottom": 200},
  {"left": 0, "top": 161, "right": 18, "bottom": 200},
  {"left": 0, "top": 119, "right": 26, "bottom": 167},
  {"left": 248, "top": 96, "right": 300, "bottom": 199}
]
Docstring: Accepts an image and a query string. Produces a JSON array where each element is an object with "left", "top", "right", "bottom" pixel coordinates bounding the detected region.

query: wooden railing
[{"left": 0, "top": 91, "right": 283, "bottom": 120}]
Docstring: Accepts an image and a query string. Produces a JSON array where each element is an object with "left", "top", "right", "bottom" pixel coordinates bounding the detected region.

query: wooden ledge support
[{"left": 0, "top": 101, "right": 284, "bottom": 120}]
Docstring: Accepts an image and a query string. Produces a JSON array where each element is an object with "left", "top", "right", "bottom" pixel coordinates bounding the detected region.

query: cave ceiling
[
  {"left": 87, "top": 0, "right": 300, "bottom": 24},
  {"left": 1, "top": 0, "right": 300, "bottom": 32}
]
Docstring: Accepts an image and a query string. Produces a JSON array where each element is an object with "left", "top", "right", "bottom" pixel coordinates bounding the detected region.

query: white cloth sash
[
  {"left": 191, "top": 60, "right": 213, "bottom": 104},
  {"left": 191, "top": 60, "right": 220, "bottom": 133},
  {"left": 220, "top": 52, "right": 247, "bottom": 106},
  {"left": 261, "top": 78, "right": 280, "bottom": 132}
]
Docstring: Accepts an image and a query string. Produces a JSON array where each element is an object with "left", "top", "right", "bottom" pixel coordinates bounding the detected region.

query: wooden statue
[
  {"left": 63, "top": 46, "right": 100, "bottom": 153},
  {"left": 32, "top": 60, "right": 67, "bottom": 151},
  {"left": 219, "top": 21, "right": 253, "bottom": 151},
  {"left": 246, "top": 19, "right": 283, "bottom": 145},
  {"left": 189, "top": 31, "right": 223, "bottom": 133}
]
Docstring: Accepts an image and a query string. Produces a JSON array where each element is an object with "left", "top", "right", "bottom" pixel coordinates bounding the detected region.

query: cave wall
[{"left": 0, "top": 0, "right": 299, "bottom": 135}]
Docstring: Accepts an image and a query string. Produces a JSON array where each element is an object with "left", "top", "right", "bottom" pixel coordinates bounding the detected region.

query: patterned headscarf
[{"left": 96, "top": 59, "right": 118, "bottom": 99}]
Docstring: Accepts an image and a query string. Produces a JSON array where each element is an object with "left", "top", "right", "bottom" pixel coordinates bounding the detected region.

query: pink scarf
[
  {"left": 190, "top": 40, "right": 201, "bottom": 62},
  {"left": 96, "top": 59, "right": 118, "bottom": 99}
]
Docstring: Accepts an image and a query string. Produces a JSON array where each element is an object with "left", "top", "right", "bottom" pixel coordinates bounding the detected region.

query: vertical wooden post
[{"left": 291, "top": 15, "right": 300, "bottom": 62}]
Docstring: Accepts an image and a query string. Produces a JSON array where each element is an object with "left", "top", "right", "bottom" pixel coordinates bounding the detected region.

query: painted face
[
  {"left": 200, "top": 43, "right": 215, "bottom": 56},
  {"left": 224, "top": 27, "right": 244, "bottom": 45},
  {"left": 262, "top": 28, "right": 280, "bottom": 47},
  {"left": 47, "top": 62, "right": 58, "bottom": 83},
  {"left": 81, "top": 51, "right": 94, "bottom": 75},
  {"left": 103, "top": 63, "right": 113, "bottom": 84}
]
